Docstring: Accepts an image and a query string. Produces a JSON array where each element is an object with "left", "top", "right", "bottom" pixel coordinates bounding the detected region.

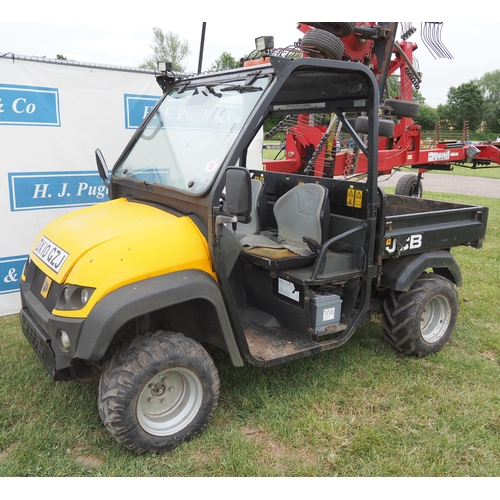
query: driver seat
[{"left": 240, "top": 183, "right": 330, "bottom": 269}]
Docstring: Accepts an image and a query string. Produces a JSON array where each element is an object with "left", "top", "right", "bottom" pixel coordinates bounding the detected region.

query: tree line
[{"left": 415, "top": 74, "right": 500, "bottom": 135}]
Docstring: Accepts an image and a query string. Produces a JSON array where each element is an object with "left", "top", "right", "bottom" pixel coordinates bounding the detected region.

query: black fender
[
  {"left": 380, "top": 250, "right": 462, "bottom": 292},
  {"left": 75, "top": 269, "right": 244, "bottom": 367}
]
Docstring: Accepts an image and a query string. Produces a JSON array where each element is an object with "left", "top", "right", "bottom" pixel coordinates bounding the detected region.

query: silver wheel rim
[
  {"left": 137, "top": 367, "right": 203, "bottom": 436},
  {"left": 420, "top": 295, "right": 451, "bottom": 344}
]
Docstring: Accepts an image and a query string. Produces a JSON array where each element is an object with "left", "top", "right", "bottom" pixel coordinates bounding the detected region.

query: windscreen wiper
[{"left": 219, "top": 85, "right": 263, "bottom": 93}]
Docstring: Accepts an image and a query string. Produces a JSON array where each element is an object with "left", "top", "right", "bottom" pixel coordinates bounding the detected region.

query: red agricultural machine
[{"left": 245, "top": 22, "right": 500, "bottom": 197}]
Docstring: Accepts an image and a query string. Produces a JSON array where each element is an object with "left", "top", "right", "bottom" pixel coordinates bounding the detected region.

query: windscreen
[{"left": 113, "top": 76, "right": 269, "bottom": 194}]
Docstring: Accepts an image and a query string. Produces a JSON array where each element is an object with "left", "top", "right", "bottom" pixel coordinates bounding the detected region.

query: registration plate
[{"left": 33, "top": 236, "right": 69, "bottom": 274}]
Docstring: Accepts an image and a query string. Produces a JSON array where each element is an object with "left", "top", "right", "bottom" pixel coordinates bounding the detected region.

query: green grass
[
  {"left": 414, "top": 164, "right": 500, "bottom": 180},
  {"left": 1, "top": 192, "right": 499, "bottom": 477}
]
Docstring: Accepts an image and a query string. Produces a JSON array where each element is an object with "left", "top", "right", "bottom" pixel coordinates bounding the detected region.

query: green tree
[
  {"left": 477, "top": 70, "right": 500, "bottom": 132},
  {"left": 442, "top": 81, "right": 484, "bottom": 131},
  {"left": 412, "top": 89, "right": 426, "bottom": 105},
  {"left": 140, "top": 27, "right": 190, "bottom": 72},
  {"left": 211, "top": 52, "right": 240, "bottom": 71},
  {"left": 386, "top": 75, "right": 399, "bottom": 99},
  {"left": 436, "top": 103, "right": 448, "bottom": 121},
  {"left": 414, "top": 103, "right": 439, "bottom": 130}
]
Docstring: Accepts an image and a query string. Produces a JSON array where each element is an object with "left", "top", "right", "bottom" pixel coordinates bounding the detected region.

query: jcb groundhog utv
[{"left": 19, "top": 36, "right": 488, "bottom": 454}]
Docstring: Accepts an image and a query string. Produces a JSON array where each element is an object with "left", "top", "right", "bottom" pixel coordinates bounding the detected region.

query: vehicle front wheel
[
  {"left": 382, "top": 273, "right": 459, "bottom": 357},
  {"left": 98, "top": 331, "right": 220, "bottom": 454}
]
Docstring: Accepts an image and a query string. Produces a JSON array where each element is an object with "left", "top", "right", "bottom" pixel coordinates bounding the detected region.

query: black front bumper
[
  {"left": 19, "top": 273, "right": 86, "bottom": 380},
  {"left": 20, "top": 307, "right": 57, "bottom": 379}
]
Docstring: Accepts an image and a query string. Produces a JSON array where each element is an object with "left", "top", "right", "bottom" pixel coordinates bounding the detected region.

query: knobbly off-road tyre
[
  {"left": 301, "top": 29, "right": 344, "bottom": 60},
  {"left": 98, "top": 331, "right": 220, "bottom": 455},
  {"left": 382, "top": 273, "right": 459, "bottom": 357},
  {"left": 385, "top": 98, "right": 420, "bottom": 118},
  {"left": 395, "top": 173, "right": 423, "bottom": 198},
  {"left": 355, "top": 115, "right": 395, "bottom": 137}
]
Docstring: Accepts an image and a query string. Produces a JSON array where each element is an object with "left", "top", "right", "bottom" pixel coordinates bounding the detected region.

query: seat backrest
[
  {"left": 236, "top": 179, "right": 267, "bottom": 237},
  {"left": 274, "top": 183, "right": 329, "bottom": 244}
]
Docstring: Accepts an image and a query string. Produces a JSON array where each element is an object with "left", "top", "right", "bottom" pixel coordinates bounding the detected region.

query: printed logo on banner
[
  {"left": 0, "top": 255, "right": 28, "bottom": 295},
  {"left": 0, "top": 84, "right": 60, "bottom": 126},
  {"left": 124, "top": 94, "right": 160, "bottom": 129},
  {"left": 8, "top": 171, "right": 108, "bottom": 211}
]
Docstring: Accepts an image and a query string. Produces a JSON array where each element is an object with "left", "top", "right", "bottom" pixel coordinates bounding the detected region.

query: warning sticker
[
  {"left": 347, "top": 188, "right": 363, "bottom": 208},
  {"left": 354, "top": 189, "right": 363, "bottom": 208}
]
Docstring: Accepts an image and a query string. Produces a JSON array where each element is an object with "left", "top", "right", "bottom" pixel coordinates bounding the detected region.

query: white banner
[{"left": 0, "top": 55, "right": 161, "bottom": 316}]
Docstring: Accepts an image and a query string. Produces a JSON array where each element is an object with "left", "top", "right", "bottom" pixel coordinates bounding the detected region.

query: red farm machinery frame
[{"left": 245, "top": 22, "right": 500, "bottom": 196}]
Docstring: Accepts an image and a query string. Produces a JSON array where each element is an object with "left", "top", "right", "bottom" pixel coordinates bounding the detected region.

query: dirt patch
[
  {"left": 241, "top": 425, "right": 288, "bottom": 459},
  {"left": 240, "top": 425, "right": 319, "bottom": 471},
  {"left": 479, "top": 351, "right": 498, "bottom": 362},
  {"left": 70, "top": 445, "right": 103, "bottom": 467},
  {"left": 0, "top": 443, "right": 16, "bottom": 461}
]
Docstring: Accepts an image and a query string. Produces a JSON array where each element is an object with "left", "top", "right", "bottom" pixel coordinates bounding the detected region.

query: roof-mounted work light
[
  {"left": 157, "top": 61, "right": 173, "bottom": 73},
  {"left": 155, "top": 61, "right": 176, "bottom": 93},
  {"left": 255, "top": 36, "right": 274, "bottom": 53}
]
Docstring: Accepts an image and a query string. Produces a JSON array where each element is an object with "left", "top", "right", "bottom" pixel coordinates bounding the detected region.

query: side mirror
[
  {"left": 95, "top": 149, "right": 110, "bottom": 188},
  {"left": 225, "top": 167, "right": 251, "bottom": 217}
]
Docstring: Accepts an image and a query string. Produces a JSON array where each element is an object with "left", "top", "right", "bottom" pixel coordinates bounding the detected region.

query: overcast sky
[{"left": 1, "top": 3, "right": 498, "bottom": 108}]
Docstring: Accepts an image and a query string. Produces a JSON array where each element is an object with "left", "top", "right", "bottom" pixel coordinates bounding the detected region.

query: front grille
[{"left": 20, "top": 309, "right": 56, "bottom": 378}]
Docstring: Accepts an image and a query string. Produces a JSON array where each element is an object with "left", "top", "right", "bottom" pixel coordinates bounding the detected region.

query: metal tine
[
  {"left": 420, "top": 22, "right": 436, "bottom": 59},
  {"left": 431, "top": 23, "right": 448, "bottom": 59},
  {"left": 421, "top": 22, "right": 453, "bottom": 59},
  {"left": 436, "top": 23, "right": 454, "bottom": 59},
  {"left": 427, "top": 22, "right": 445, "bottom": 58}
]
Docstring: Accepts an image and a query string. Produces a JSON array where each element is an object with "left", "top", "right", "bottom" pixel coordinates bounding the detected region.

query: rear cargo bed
[{"left": 382, "top": 194, "right": 488, "bottom": 257}]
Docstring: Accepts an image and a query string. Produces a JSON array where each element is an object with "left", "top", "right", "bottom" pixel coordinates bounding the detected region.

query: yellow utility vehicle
[{"left": 20, "top": 36, "right": 488, "bottom": 454}]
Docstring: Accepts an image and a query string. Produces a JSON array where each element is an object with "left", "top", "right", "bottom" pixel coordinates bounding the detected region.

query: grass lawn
[
  {"left": 0, "top": 191, "right": 499, "bottom": 478},
  {"left": 421, "top": 164, "right": 500, "bottom": 180}
]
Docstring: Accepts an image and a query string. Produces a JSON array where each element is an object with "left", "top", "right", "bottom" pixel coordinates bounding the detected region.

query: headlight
[
  {"left": 56, "top": 285, "right": 95, "bottom": 311},
  {"left": 80, "top": 288, "right": 89, "bottom": 305}
]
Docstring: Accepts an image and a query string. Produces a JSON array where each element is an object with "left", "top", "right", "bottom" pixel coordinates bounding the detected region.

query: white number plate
[{"left": 33, "top": 236, "right": 69, "bottom": 274}]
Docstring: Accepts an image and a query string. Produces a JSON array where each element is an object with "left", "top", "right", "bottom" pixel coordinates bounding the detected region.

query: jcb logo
[{"left": 386, "top": 234, "right": 423, "bottom": 254}]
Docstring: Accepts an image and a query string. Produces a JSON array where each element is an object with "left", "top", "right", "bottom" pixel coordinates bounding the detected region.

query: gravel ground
[{"left": 377, "top": 170, "right": 500, "bottom": 198}]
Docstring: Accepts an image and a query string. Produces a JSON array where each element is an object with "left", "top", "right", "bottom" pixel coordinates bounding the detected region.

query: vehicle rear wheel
[
  {"left": 301, "top": 29, "right": 344, "bottom": 60},
  {"left": 395, "top": 173, "right": 423, "bottom": 197},
  {"left": 382, "top": 273, "right": 459, "bottom": 357},
  {"left": 98, "top": 331, "right": 220, "bottom": 454}
]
